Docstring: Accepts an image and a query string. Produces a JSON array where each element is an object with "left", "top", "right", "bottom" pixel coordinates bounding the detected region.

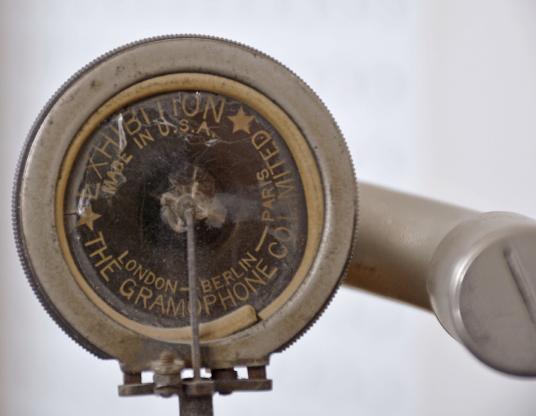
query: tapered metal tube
[
  {"left": 345, "top": 182, "right": 475, "bottom": 309},
  {"left": 344, "top": 182, "right": 536, "bottom": 376}
]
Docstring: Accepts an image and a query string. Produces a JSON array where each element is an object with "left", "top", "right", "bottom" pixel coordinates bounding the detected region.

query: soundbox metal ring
[{"left": 14, "top": 36, "right": 357, "bottom": 371}]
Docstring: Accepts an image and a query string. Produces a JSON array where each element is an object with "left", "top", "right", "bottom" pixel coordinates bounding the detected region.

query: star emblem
[
  {"left": 227, "top": 107, "right": 255, "bottom": 134},
  {"left": 77, "top": 204, "right": 102, "bottom": 231}
]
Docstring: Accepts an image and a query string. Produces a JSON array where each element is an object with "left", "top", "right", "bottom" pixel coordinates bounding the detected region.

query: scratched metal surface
[
  {"left": 63, "top": 90, "right": 307, "bottom": 328},
  {"left": 1, "top": 1, "right": 536, "bottom": 415}
]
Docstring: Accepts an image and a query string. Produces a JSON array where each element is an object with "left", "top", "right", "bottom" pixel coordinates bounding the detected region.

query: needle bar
[{"left": 185, "top": 208, "right": 201, "bottom": 381}]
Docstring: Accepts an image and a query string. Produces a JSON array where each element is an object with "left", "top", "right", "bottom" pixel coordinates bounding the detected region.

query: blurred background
[{"left": 1, "top": 0, "right": 536, "bottom": 415}]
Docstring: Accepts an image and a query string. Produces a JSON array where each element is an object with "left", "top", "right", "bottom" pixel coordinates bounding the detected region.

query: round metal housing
[{"left": 13, "top": 36, "right": 357, "bottom": 371}]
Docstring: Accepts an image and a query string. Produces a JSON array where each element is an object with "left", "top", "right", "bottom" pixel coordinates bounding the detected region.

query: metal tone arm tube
[
  {"left": 345, "top": 182, "right": 536, "bottom": 376},
  {"left": 345, "top": 182, "right": 476, "bottom": 309}
]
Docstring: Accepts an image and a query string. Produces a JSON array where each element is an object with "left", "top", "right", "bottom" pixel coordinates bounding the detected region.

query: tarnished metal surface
[
  {"left": 345, "top": 182, "right": 536, "bottom": 376},
  {"left": 14, "top": 36, "right": 357, "bottom": 373},
  {"left": 345, "top": 183, "right": 475, "bottom": 309},
  {"left": 179, "top": 395, "right": 213, "bottom": 416},
  {"left": 430, "top": 212, "right": 536, "bottom": 376},
  {"left": 62, "top": 89, "right": 308, "bottom": 330}
]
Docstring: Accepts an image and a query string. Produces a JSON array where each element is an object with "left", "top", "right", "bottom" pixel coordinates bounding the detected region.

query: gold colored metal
[{"left": 55, "top": 73, "right": 324, "bottom": 343}]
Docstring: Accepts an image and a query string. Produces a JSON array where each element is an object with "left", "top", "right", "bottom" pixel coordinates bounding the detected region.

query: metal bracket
[{"left": 118, "top": 364, "right": 272, "bottom": 415}]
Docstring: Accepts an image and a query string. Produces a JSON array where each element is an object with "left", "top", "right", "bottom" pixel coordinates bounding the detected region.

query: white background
[{"left": 1, "top": 1, "right": 536, "bottom": 415}]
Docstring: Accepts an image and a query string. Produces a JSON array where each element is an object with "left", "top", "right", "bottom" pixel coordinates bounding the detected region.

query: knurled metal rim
[{"left": 13, "top": 35, "right": 357, "bottom": 371}]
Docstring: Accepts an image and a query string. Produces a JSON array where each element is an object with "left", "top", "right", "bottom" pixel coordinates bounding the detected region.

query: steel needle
[{"left": 185, "top": 207, "right": 201, "bottom": 381}]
